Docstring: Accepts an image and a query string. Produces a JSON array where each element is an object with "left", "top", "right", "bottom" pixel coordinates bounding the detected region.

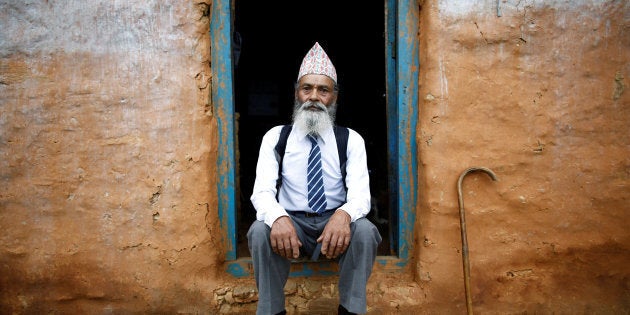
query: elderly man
[{"left": 248, "top": 42, "right": 381, "bottom": 315}]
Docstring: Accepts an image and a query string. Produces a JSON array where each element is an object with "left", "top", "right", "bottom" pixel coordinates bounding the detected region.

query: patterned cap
[{"left": 297, "top": 42, "right": 337, "bottom": 83}]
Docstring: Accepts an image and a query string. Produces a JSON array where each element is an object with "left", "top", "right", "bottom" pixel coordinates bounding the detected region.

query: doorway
[{"left": 233, "top": 2, "right": 391, "bottom": 256}]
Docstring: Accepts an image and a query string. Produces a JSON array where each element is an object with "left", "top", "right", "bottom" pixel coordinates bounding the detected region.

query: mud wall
[
  {"left": 0, "top": 0, "right": 628, "bottom": 314},
  {"left": 0, "top": 1, "right": 221, "bottom": 313},
  {"left": 414, "top": 0, "right": 630, "bottom": 313}
]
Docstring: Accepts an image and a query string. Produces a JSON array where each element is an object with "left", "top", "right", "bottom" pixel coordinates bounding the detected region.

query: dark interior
[{"left": 234, "top": 2, "right": 391, "bottom": 256}]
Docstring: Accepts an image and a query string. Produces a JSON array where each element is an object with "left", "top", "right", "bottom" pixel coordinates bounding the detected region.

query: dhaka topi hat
[{"left": 297, "top": 42, "right": 337, "bottom": 83}]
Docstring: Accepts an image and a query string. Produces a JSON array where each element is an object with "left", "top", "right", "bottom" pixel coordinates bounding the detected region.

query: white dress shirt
[{"left": 250, "top": 125, "right": 371, "bottom": 227}]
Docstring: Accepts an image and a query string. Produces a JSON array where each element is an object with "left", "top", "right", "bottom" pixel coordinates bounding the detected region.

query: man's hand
[
  {"left": 317, "top": 209, "right": 351, "bottom": 259},
  {"left": 270, "top": 216, "right": 302, "bottom": 259}
]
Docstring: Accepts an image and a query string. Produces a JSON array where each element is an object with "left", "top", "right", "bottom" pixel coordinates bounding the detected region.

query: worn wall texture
[
  {"left": 414, "top": 0, "right": 630, "bottom": 313},
  {"left": 0, "top": 1, "right": 220, "bottom": 313},
  {"left": 0, "top": 0, "right": 628, "bottom": 314}
]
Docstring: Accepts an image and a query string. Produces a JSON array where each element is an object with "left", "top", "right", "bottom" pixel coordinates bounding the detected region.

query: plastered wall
[
  {"left": 0, "top": 1, "right": 221, "bottom": 313},
  {"left": 414, "top": 0, "right": 629, "bottom": 313}
]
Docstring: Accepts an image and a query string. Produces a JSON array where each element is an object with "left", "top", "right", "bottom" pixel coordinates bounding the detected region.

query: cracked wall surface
[
  {"left": 0, "top": 0, "right": 628, "bottom": 314},
  {"left": 0, "top": 1, "right": 219, "bottom": 313},
  {"left": 415, "top": 0, "right": 630, "bottom": 313}
]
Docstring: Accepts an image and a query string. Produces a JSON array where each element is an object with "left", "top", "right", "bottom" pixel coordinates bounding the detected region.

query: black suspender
[{"left": 274, "top": 125, "right": 349, "bottom": 192}]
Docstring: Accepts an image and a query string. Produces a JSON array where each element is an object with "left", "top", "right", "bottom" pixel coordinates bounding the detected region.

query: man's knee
[
  {"left": 352, "top": 218, "right": 382, "bottom": 245},
  {"left": 247, "top": 220, "right": 270, "bottom": 247}
]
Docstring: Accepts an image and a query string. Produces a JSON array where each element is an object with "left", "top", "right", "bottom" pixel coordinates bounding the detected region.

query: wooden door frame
[{"left": 212, "top": 0, "right": 419, "bottom": 276}]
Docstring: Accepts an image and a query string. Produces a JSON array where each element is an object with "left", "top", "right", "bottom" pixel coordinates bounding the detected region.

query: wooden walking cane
[{"left": 457, "top": 167, "right": 498, "bottom": 315}]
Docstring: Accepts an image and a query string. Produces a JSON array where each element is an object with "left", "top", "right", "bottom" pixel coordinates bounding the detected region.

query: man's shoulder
[
  {"left": 259, "top": 125, "right": 288, "bottom": 146},
  {"left": 264, "top": 125, "right": 288, "bottom": 136},
  {"left": 333, "top": 125, "right": 354, "bottom": 133},
  {"left": 335, "top": 126, "right": 363, "bottom": 140},
  {"left": 270, "top": 125, "right": 288, "bottom": 132}
]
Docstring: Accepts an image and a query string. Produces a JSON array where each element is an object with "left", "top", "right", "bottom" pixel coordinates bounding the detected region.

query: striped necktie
[{"left": 307, "top": 134, "right": 327, "bottom": 213}]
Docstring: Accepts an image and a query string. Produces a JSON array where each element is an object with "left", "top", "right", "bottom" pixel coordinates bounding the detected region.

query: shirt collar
[{"left": 293, "top": 125, "right": 334, "bottom": 145}]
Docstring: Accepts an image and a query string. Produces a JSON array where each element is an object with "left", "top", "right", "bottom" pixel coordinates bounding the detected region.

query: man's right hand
[{"left": 270, "top": 216, "right": 302, "bottom": 259}]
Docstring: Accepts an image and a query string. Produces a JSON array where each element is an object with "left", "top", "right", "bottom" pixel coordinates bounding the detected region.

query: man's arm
[
  {"left": 337, "top": 129, "right": 371, "bottom": 221},
  {"left": 250, "top": 126, "right": 289, "bottom": 227},
  {"left": 250, "top": 126, "right": 302, "bottom": 259},
  {"left": 319, "top": 129, "right": 371, "bottom": 259}
]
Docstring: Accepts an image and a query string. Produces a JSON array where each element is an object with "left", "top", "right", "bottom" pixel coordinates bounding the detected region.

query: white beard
[{"left": 292, "top": 100, "right": 337, "bottom": 136}]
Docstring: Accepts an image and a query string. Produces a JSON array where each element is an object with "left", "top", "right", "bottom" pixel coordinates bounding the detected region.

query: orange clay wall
[
  {"left": 412, "top": 1, "right": 629, "bottom": 313},
  {"left": 0, "top": 1, "right": 221, "bottom": 313},
  {"left": 0, "top": 1, "right": 628, "bottom": 314}
]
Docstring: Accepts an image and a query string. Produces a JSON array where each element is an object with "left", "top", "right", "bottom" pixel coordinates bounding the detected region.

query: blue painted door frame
[
  {"left": 211, "top": 0, "right": 418, "bottom": 276},
  {"left": 211, "top": 0, "right": 237, "bottom": 261}
]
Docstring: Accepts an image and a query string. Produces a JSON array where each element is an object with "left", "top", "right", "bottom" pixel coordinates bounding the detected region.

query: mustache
[{"left": 300, "top": 101, "right": 327, "bottom": 112}]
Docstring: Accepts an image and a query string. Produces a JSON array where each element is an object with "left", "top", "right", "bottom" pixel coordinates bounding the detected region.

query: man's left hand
[{"left": 317, "top": 209, "right": 351, "bottom": 259}]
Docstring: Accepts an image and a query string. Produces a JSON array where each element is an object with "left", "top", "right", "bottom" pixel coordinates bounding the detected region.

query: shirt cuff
[
  {"left": 338, "top": 202, "right": 363, "bottom": 222},
  {"left": 263, "top": 206, "right": 289, "bottom": 227}
]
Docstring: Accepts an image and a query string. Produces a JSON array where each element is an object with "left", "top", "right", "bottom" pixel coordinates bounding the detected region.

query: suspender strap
[
  {"left": 274, "top": 125, "right": 349, "bottom": 192},
  {"left": 274, "top": 125, "right": 293, "bottom": 191},
  {"left": 333, "top": 125, "right": 349, "bottom": 189}
]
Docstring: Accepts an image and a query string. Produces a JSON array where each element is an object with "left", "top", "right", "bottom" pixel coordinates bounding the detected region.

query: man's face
[
  {"left": 295, "top": 74, "right": 337, "bottom": 107},
  {"left": 292, "top": 75, "right": 338, "bottom": 135}
]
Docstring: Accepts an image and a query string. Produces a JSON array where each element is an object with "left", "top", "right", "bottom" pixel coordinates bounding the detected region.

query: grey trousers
[{"left": 247, "top": 213, "right": 382, "bottom": 315}]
